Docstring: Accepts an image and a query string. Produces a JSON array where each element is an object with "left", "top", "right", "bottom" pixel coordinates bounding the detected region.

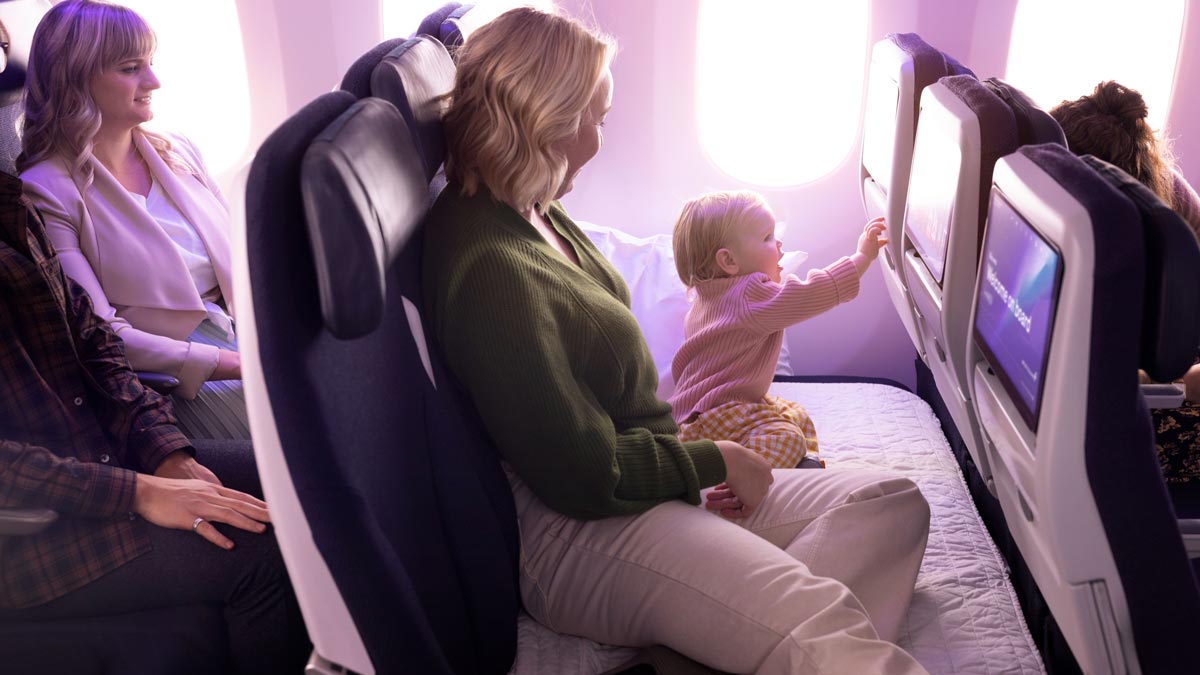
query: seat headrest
[
  {"left": 983, "top": 78, "right": 1067, "bottom": 147},
  {"left": 936, "top": 75, "right": 1020, "bottom": 232},
  {"left": 416, "top": 2, "right": 461, "bottom": 39},
  {"left": 439, "top": 3, "right": 474, "bottom": 51},
  {"left": 340, "top": 38, "right": 410, "bottom": 99},
  {"left": 371, "top": 35, "right": 455, "bottom": 182},
  {"left": 1080, "top": 155, "right": 1200, "bottom": 381},
  {"left": 886, "top": 33, "right": 975, "bottom": 131},
  {"left": 301, "top": 97, "right": 428, "bottom": 339},
  {"left": 889, "top": 32, "right": 976, "bottom": 86}
]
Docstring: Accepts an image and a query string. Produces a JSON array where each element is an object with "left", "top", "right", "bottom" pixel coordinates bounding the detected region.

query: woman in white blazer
[{"left": 17, "top": 0, "right": 246, "bottom": 439}]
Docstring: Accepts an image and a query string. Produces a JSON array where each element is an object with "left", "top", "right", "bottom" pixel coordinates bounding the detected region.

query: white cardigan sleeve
[{"left": 21, "top": 173, "right": 220, "bottom": 399}]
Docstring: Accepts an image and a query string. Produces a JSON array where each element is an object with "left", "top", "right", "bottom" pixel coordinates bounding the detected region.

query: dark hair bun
[{"left": 1090, "top": 80, "right": 1149, "bottom": 125}]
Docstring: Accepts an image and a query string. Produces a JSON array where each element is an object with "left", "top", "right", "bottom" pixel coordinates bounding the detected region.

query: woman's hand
[
  {"left": 851, "top": 217, "right": 888, "bottom": 276},
  {"left": 211, "top": 349, "right": 242, "bottom": 380},
  {"left": 709, "top": 441, "right": 774, "bottom": 518},
  {"left": 154, "top": 450, "right": 222, "bottom": 487},
  {"left": 134, "top": 473, "right": 270, "bottom": 550}
]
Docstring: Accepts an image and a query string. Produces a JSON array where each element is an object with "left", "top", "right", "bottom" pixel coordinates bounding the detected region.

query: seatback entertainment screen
[
  {"left": 973, "top": 188, "right": 1063, "bottom": 432},
  {"left": 904, "top": 119, "right": 961, "bottom": 284}
]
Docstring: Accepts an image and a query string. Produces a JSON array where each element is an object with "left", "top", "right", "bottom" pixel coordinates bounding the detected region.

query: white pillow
[{"left": 578, "top": 221, "right": 800, "bottom": 399}]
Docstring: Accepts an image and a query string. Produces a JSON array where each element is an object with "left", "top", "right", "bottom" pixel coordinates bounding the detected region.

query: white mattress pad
[{"left": 509, "top": 382, "right": 1045, "bottom": 675}]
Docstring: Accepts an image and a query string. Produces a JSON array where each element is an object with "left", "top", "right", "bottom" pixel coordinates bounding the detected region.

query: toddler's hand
[{"left": 857, "top": 217, "right": 888, "bottom": 259}]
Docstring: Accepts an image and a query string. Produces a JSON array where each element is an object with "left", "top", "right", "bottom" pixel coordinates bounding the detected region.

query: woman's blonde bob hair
[
  {"left": 442, "top": 7, "right": 615, "bottom": 214},
  {"left": 672, "top": 190, "right": 774, "bottom": 287},
  {"left": 17, "top": 0, "right": 191, "bottom": 184}
]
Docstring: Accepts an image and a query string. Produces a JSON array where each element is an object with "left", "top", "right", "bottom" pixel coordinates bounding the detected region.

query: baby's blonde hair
[{"left": 672, "top": 190, "right": 773, "bottom": 287}]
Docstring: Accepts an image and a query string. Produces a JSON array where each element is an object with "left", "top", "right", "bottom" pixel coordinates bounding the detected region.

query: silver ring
[{"left": 191, "top": 517, "right": 205, "bottom": 533}]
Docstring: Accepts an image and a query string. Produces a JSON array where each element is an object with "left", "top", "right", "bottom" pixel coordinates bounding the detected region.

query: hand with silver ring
[{"left": 132, "top": 473, "right": 271, "bottom": 551}]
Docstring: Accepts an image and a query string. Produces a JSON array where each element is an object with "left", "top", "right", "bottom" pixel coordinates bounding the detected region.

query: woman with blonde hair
[
  {"left": 423, "top": 7, "right": 931, "bottom": 673},
  {"left": 18, "top": 0, "right": 245, "bottom": 439}
]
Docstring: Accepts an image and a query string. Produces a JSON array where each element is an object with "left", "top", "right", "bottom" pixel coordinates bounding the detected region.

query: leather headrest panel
[
  {"left": 984, "top": 77, "right": 1067, "bottom": 147},
  {"left": 301, "top": 98, "right": 428, "bottom": 339},
  {"left": 1081, "top": 155, "right": 1200, "bottom": 380},
  {"left": 372, "top": 36, "right": 455, "bottom": 182}
]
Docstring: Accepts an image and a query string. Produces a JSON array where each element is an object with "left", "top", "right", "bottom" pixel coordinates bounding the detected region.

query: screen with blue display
[{"left": 973, "top": 189, "right": 1063, "bottom": 431}]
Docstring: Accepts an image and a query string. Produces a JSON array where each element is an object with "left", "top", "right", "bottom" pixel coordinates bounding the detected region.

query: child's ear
[{"left": 715, "top": 248, "right": 739, "bottom": 276}]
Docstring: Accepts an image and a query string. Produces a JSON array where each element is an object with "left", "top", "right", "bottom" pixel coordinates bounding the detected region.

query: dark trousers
[{"left": 0, "top": 440, "right": 310, "bottom": 675}]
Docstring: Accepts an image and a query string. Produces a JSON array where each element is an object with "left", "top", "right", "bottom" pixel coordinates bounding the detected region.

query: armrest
[
  {"left": 1142, "top": 382, "right": 1186, "bottom": 409},
  {"left": 137, "top": 371, "right": 180, "bottom": 395},
  {"left": 0, "top": 508, "right": 58, "bottom": 536}
]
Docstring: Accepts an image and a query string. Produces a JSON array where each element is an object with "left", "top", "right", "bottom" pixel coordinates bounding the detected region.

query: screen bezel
[{"left": 972, "top": 188, "right": 1065, "bottom": 433}]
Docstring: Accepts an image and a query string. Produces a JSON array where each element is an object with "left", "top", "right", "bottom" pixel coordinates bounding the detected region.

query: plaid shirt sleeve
[
  {"left": 0, "top": 439, "right": 139, "bottom": 516},
  {"left": 63, "top": 272, "right": 193, "bottom": 474}
]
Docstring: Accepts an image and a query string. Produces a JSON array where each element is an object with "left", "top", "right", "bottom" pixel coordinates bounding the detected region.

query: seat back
[
  {"left": 970, "top": 143, "right": 1200, "bottom": 674},
  {"left": 241, "top": 93, "right": 519, "bottom": 674},
  {"left": 236, "top": 90, "right": 371, "bottom": 674},
  {"left": 371, "top": 35, "right": 455, "bottom": 183},
  {"left": 0, "top": 0, "right": 54, "bottom": 176},
  {"left": 902, "top": 75, "right": 1063, "bottom": 488},
  {"left": 0, "top": 72, "right": 22, "bottom": 176},
  {"left": 860, "top": 33, "right": 974, "bottom": 363},
  {"left": 1077, "top": 155, "right": 1200, "bottom": 382}
]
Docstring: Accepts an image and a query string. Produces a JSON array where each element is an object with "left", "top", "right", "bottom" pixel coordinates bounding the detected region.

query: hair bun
[{"left": 1091, "top": 80, "right": 1149, "bottom": 124}]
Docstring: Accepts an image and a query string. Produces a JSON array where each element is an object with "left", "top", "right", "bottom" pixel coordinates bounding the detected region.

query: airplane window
[
  {"left": 1006, "top": 0, "right": 1184, "bottom": 131},
  {"left": 381, "top": 0, "right": 556, "bottom": 41},
  {"left": 696, "top": 0, "right": 869, "bottom": 187},
  {"left": 125, "top": 0, "right": 251, "bottom": 176}
]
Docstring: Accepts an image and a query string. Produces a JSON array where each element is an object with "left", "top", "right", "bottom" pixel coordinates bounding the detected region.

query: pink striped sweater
[{"left": 668, "top": 258, "right": 861, "bottom": 424}]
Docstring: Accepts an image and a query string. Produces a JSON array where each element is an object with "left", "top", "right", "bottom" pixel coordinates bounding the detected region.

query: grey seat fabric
[{"left": 0, "top": 92, "right": 22, "bottom": 176}]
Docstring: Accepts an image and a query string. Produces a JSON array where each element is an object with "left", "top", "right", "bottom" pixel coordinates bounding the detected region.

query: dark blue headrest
[
  {"left": 1080, "top": 155, "right": 1200, "bottom": 381},
  {"left": 439, "top": 3, "right": 474, "bottom": 52},
  {"left": 416, "top": 2, "right": 461, "bottom": 39},
  {"left": 301, "top": 98, "right": 427, "bottom": 339},
  {"left": 340, "top": 38, "right": 411, "bottom": 99},
  {"left": 984, "top": 78, "right": 1067, "bottom": 147},
  {"left": 371, "top": 36, "right": 455, "bottom": 182},
  {"left": 886, "top": 33, "right": 976, "bottom": 137}
]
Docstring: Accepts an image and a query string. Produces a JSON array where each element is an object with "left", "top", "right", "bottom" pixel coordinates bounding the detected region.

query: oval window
[
  {"left": 696, "top": 0, "right": 869, "bottom": 187},
  {"left": 126, "top": 0, "right": 251, "bottom": 175},
  {"left": 1006, "top": 0, "right": 1184, "bottom": 132}
]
